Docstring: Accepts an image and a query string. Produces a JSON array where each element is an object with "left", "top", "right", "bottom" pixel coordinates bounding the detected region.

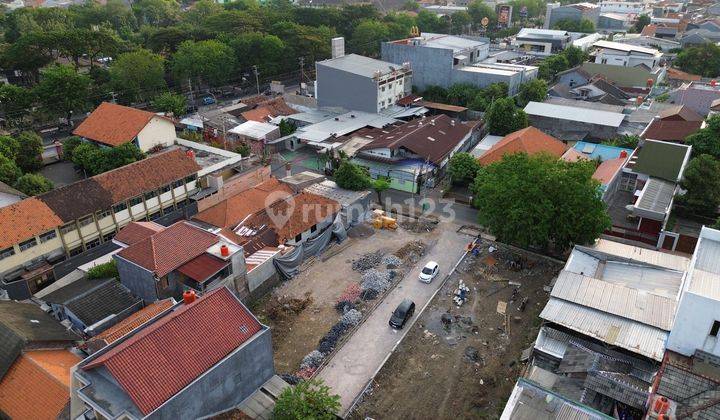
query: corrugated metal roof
[
  {"left": 540, "top": 298, "right": 667, "bottom": 361},
  {"left": 317, "top": 54, "right": 405, "bottom": 78},
  {"left": 418, "top": 33, "right": 486, "bottom": 53},
  {"left": 229, "top": 121, "right": 279, "bottom": 138},
  {"left": 551, "top": 271, "right": 676, "bottom": 330},
  {"left": 634, "top": 177, "right": 675, "bottom": 218},
  {"left": 565, "top": 249, "right": 600, "bottom": 276},
  {"left": 600, "top": 261, "right": 683, "bottom": 299},
  {"left": 687, "top": 231, "right": 720, "bottom": 299},
  {"left": 586, "top": 239, "right": 690, "bottom": 271},
  {"left": 594, "top": 40, "right": 661, "bottom": 55},
  {"left": 534, "top": 326, "right": 573, "bottom": 359},
  {"left": 524, "top": 102, "right": 626, "bottom": 127}
]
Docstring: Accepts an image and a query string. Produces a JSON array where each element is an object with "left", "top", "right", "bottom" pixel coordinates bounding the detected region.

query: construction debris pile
[
  {"left": 297, "top": 308, "right": 365, "bottom": 378},
  {"left": 361, "top": 269, "right": 391, "bottom": 294},
  {"left": 383, "top": 255, "right": 402, "bottom": 269},
  {"left": 394, "top": 240, "right": 426, "bottom": 264},
  {"left": 265, "top": 295, "right": 314, "bottom": 321},
  {"left": 453, "top": 280, "right": 470, "bottom": 307},
  {"left": 352, "top": 251, "right": 384, "bottom": 272},
  {"left": 399, "top": 217, "right": 437, "bottom": 233}
]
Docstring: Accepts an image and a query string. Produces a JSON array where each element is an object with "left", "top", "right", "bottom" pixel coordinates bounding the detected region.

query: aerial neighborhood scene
[{"left": 2, "top": 0, "right": 720, "bottom": 418}]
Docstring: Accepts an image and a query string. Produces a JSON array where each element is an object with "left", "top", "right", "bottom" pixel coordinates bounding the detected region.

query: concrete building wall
[
  {"left": 115, "top": 256, "right": 158, "bottom": 303},
  {"left": 196, "top": 166, "right": 272, "bottom": 212},
  {"left": 316, "top": 64, "right": 378, "bottom": 113},
  {"left": 0, "top": 231, "right": 63, "bottom": 279},
  {"left": 528, "top": 115, "right": 618, "bottom": 140},
  {"left": 548, "top": 7, "right": 583, "bottom": 28},
  {"left": 136, "top": 117, "right": 177, "bottom": 152},
  {"left": 382, "top": 42, "right": 455, "bottom": 90},
  {"left": 667, "top": 292, "right": 720, "bottom": 357},
  {"left": 247, "top": 254, "right": 279, "bottom": 292},
  {"left": 451, "top": 68, "right": 526, "bottom": 95},
  {"left": 150, "top": 328, "right": 274, "bottom": 419}
]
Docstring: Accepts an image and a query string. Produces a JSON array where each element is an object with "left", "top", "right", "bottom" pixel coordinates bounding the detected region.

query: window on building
[
  {"left": 78, "top": 215, "right": 94, "bottom": 227},
  {"left": 19, "top": 238, "right": 37, "bottom": 251},
  {"left": 172, "top": 180, "right": 184, "bottom": 188},
  {"left": 144, "top": 190, "right": 158, "bottom": 200},
  {"left": 113, "top": 202, "right": 127, "bottom": 213},
  {"left": 69, "top": 247, "right": 84, "bottom": 257},
  {"left": 102, "top": 231, "right": 115, "bottom": 242},
  {"left": 39, "top": 230, "right": 57, "bottom": 243},
  {"left": 710, "top": 321, "right": 720, "bottom": 337},
  {"left": 0, "top": 247, "right": 15, "bottom": 260},
  {"left": 129, "top": 196, "right": 143, "bottom": 207},
  {"left": 96, "top": 209, "right": 112, "bottom": 220},
  {"left": 295, "top": 233, "right": 302, "bottom": 242},
  {"left": 160, "top": 184, "right": 172, "bottom": 193},
  {"left": 310, "top": 225, "right": 317, "bottom": 233},
  {"left": 85, "top": 238, "right": 101, "bottom": 250},
  {"left": 185, "top": 174, "right": 197, "bottom": 183},
  {"left": 159, "top": 277, "right": 169, "bottom": 289},
  {"left": 60, "top": 223, "right": 76, "bottom": 234}
]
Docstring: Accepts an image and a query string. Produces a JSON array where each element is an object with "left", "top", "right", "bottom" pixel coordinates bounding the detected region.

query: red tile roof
[
  {"left": 83, "top": 287, "right": 263, "bottom": 415},
  {"left": 240, "top": 98, "right": 297, "bottom": 123},
  {"left": 478, "top": 127, "right": 568, "bottom": 166},
  {"left": 176, "top": 253, "right": 229, "bottom": 282},
  {"left": 0, "top": 350, "right": 80, "bottom": 420},
  {"left": 94, "top": 148, "right": 201, "bottom": 204},
  {"left": 116, "top": 221, "right": 219, "bottom": 277},
  {"left": 193, "top": 178, "right": 293, "bottom": 229},
  {"left": 561, "top": 148, "right": 589, "bottom": 163},
  {"left": 641, "top": 119, "right": 703, "bottom": 142},
  {"left": 0, "top": 198, "right": 63, "bottom": 249},
  {"left": 114, "top": 222, "right": 165, "bottom": 246},
  {"left": 88, "top": 299, "right": 175, "bottom": 348},
  {"left": 593, "top": 157, "right": 626, "bottom": 186},
  {"left": 73, "top": 102, "right": 159, "bottom": 147},
  {"left": 666, "top": 67, "right": 702, "bottom": 82},
  {"left": 242, "top": 192, "right": 340, "bottom": 243}
]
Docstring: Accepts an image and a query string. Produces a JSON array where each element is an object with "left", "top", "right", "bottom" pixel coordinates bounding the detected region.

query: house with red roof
[
  {"left": 478, "top": 127, "right": 568, "bottom": 166},
  {"left": 641, "top": 105, "right": 704, "bottom": 143},
  {"left": 73, "top": 102, "right": 176, "bottom": 152},
  {"left": 114, "top": 221, "right": 246, "bottom": 302},
  {"left": 72, "top": 287, "right": 275, "bottom": 420}
]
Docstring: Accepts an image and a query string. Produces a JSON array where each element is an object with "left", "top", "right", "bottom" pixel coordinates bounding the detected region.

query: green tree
[
  {"left": 450, "top": 11, "right": 472, "bottom": 34},
  {"left": 111, "top": 49, "right": 167, "bottom": 103},
  {"left": 679, "top": 154, "right": 720, "bottom": 216},
  {"left": 104, "top": 143, "right": 146, "bottom": 170},
  {"left": 350, "top": 20, "right": 390, "bottom": 56},
  {"left": 0, "top": 136, "right": 20, "bottom": 161},
  {"left": 602, "top": 135, "right": 640, "bottom": 149},
  {"left": 517, "top": 78, "right": 547, "bottom": 107},
  {"left": 225, "top": 32, "right": 285, "bottom": 75},
  {"left": 0, "top": 155, "right": 21, "bottom": 186},
  {"left": 401, "top": 0, "right": 419, "bottom": 11},
  {"left": 279, "top": 119, "right": 296, "bottom": 136},
  {"left": 334, "top": 160, "right": 371, "bottom": 191},
  {"left": 485, "top": 97, "right": 529, "bottom": 135},
  {"left": 273, "top": 378, "right": 341, "bottom": 420},
  {"left": 468, "top": 0, "right": 496, "bottom": 27},
  {"left": 686, "top": 115, "right": 720, "bottom": 159},
  {"left": 152, "top": 92, "right": 187, "bottom": 117},
  {"left": 61, "top": 136, "right": 82, "bottom": 161},
  {"left": 235, "top": 142, "right": 251, "bottom": 156},
  {"left": 201, "top": 10, "right": 261, "bottom": 34},
  {"left": 448, "top": 152, "right": 481, "bottom": 185},
  {"left": 372, "top": 177, "right": 391, "bottom": 202},
  {"left": 446, "top": 83, "right": 480, "bottom": 107},
  {"left": 14, "top": 173, "right": 53, "bottom": 196},
  {"left": 87, "top": 260, "right": 119, "bottom": 279},
  {"left": 0, "top": 84, "right": 34, "bottom": 127},
  {"left": 553, "top": 18, "right": 594, "bottom": 33},
  {"left": 132, "top": 0, "right": 180, "bottom": 26},
  {"left": 538, "top": 55, "right": 570, "bottom": 80},
  {"left": 468, "top": 82, "right": 507, "bottom": 111},
  {"left": 16, "top": 131, "right": 43, "bottom": 173},
  {"left": 634, "top": 14, "right": 650, "bottom": 33},
  {"left": 34, "top": 64, "right": 91, "bottom": 123},
  {"left": 675, "top": 43, "right": 720, "bottom": 78},
  {"left": 71, "top": 142, "right": 104, "bottom": 175},
  {"left": 421, "top": 85, "right": 448, "bottom": 103},
  {"left": 562, "top": 46, "right": 587, "bottom": 67},
  {"left": 471, "top": 153, "right": 611, "bottom": 250},
  {"left": 172, "top": 39, "right": 237, "bottom": 87}
]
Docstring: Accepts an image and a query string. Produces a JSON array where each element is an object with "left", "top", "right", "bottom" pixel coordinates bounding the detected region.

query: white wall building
[{"left": 592, "top": 40, "right": 662, "bottom": 69}]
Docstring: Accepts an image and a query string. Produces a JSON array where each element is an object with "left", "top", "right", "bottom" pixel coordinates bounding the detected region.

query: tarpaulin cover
[{"left": 273, "top": 215, "right": 347, "bottom": 279}]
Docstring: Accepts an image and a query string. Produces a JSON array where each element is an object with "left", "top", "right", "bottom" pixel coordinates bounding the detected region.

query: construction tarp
[{"left": 273, "top": 215, "right": 347, "bottom": 279}]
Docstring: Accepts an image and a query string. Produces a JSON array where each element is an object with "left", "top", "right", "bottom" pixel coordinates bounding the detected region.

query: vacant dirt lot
[
  {"left": 349, "top": 239, "right": 562, "bottom": 420},
  {"left": 251, "top": 224, "right": 436, "bottom": 374}
]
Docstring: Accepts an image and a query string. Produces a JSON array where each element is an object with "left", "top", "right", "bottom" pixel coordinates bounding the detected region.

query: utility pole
[
  {"left": 253, "top": 65, "right": 260, "bottom": 95},
  {"left": 188, "top": 78, "right": 195, "bottom": 109},
  {"left": 298, "top": 57, "right": 305, "bottom": 86}
]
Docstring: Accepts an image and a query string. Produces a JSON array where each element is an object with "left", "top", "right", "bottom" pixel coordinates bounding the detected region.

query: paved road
[{"left": 317, "top": 223, "right": 472, "bottom": 416}]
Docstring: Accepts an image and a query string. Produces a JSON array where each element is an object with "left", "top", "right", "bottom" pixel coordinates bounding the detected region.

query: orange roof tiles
[
  {"left": 88, "top": 299, "right": 174, "bottom": 347},
  {"left": 83, "top": 288, "right": 262, "bottom": 415},
  {"left": 0, "top": 350, "right": 80, "bottom": 420},
  {"left": 240, "top": 98, "right": 297, "bottom": 123},
  {"left": 666, "top": 67, "right": 702, "bottom": 82},
  {"left": 561, "top": 148, "right": 589, "bottom": 163},
  {"left": 193, "top": 178, "right": 293, "bottom": 229},
  {"left": 73, "top": 102, "right": 159, "bottom": 147},
  {"left": 116, "top": 221, "right": 219, "bottom": 277},
  {"left": 0, "top": 198, "right": 63, "bottom": 249},
  {"left": 94, "top": 148, "right": 201, "bottom": 204},
  {"left": 242, "top": 192, "right": 341, "bottom": 243},
  {"left": 478, "top": 127, "right": 568, "bottom": 166},
  {"left": 593, "top": 157, "right": 626, "bottom": 186},
  {"left": 114, "top": 221, "right": 165, "bottom": 246}
]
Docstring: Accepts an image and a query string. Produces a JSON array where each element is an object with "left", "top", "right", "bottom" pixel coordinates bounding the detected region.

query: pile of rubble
[
  {"left": 361, "top": 269, "right": 391, "bottom": 295},
  {"left": 265, "top": 295, "right": 313, "bottom": 321},
  {"left": 394, "top": 240, "right": 426, "bottom": 264},
  {"left": 382, "top": 255, "right": 402, "bottom": 269},
  {"left": 297, "top": 308, "right": 365, "bottom": 377},
  {"left": 352, "top": 251, "right": 384, "bottom": 272},
  {"left": 399, "top": 217, "right": 437, "bottom": 233}
]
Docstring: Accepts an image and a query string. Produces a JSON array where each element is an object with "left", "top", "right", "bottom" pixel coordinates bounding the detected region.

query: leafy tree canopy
[
  {"left": 686, "top": 115, "right": 720, "bottom": 159},
  {"left": 15, "top": 131, "right": 43, "bottom": 173},
  {"left": 675, "top": 43, "right": 720, "bottom": 78},
  {"left": 110, "top": 49, "right": 167, "bottom": 103},
  {"left": 679, "top": 154, "right": 720, "bottom": 216},
  {"left": 471, "top": 153, "right": 611, "bottom": 250},
  {"left": 152, "top": 92, "right": 187, "bottom": 117},
  {"left": 553, "top": 18, "right": 594, "bottom": 33},
  {"left": 14, "top": 173, "right": 53, "bottom": 196},
  {"left": 448, "top": 152, "right": 481, "bottom": 185},
  {"left": 516, "top": 78, "right": 547, "bottom": 107},
  {"left": 273, "top": 379, "right": 341, "bottom": 420},
  {"left": 485, "top": 97, "right": 528, "bottom": 135},
  {"left": 334, "top": 160, "right": 371, "bottom": 191}
]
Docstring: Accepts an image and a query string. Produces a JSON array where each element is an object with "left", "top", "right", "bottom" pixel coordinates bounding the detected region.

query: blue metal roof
[{"left": 572, "top": 141, "right": 633, "bottom": 161}]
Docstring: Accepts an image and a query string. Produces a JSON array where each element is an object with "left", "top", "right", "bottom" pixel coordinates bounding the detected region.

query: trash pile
[
  {"left": 352, "top": 250, "right": 384, "bottom": 272},
  {"left": 360, "top": 269, "right": 391, "bottom": 298},
  {"left": 453, "top": 280, "right": 470, "bottom": 307},
  {"left": 382, "top": 255, "right": 402, "bottom": 269},
  {"left": 265, "top": 295, "right": 313, "bottom": 321},
  {"left": 336, "top": 283, "right": 361, "bottom": 313},
  {"left": 399, "top": 218, "right": 437, "bottom": 233},
  {"left": 297, "top": 308, "right": 364, "bottom": 378},
  {"left": 394, "top": 240, "right": 426, "bottom": 263}
]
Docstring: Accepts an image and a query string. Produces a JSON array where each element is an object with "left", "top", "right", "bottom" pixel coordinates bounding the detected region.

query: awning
[{"left": 177, "top": 254, "right": 229, "bottom": 282}]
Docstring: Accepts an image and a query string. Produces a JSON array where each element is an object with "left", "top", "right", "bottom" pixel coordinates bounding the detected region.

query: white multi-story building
[{"left": 592, "top": 40, "right": 663, "bottom": 69}]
